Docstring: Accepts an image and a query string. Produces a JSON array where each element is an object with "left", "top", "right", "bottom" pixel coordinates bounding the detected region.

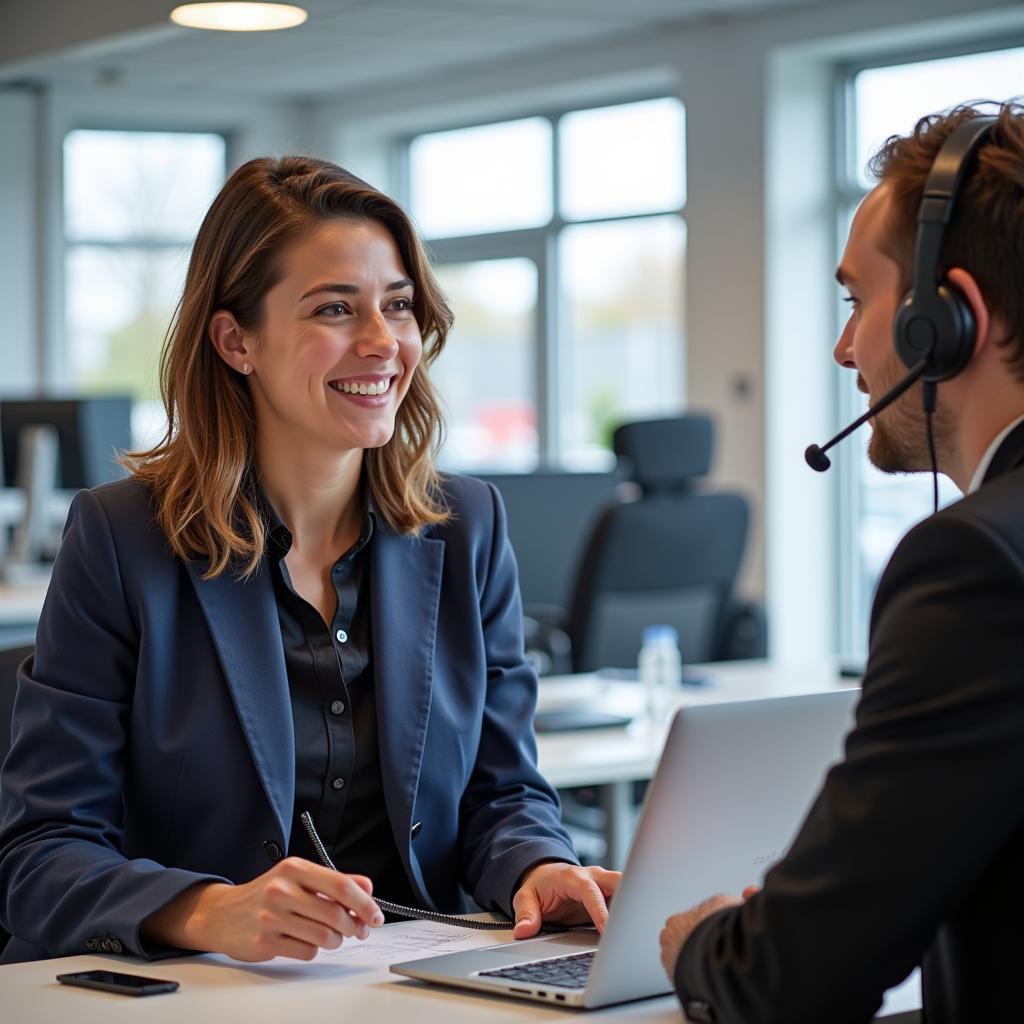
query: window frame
[
  {"left": 396, "top": 93, "right": 686, "bottom": 465},
  {"left": 60, "top": 125, "right": 229, "bottom": 395}
]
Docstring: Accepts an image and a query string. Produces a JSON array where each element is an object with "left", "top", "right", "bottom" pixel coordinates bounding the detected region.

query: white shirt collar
[{"left": 967, "top": 413, "right": 1024, "bottom": 494}]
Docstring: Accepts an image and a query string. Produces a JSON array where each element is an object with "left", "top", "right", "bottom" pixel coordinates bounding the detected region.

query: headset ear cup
[
  {"left": 893, "top": 281, "right": 976, "bottom": 381},
  {"left": 931, "top": 281, "right": 977, "bottom": 381},
  {"left": 893, "top": 291, "right": 920, "bottom": 370}
]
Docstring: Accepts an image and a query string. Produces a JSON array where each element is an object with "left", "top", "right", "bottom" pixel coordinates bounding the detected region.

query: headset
[
  {"left": 893, "top": 114, "right": 997, "bottom": 381},
  {"left": 806, "top": 114, "right": 998, "bottom": 508}
]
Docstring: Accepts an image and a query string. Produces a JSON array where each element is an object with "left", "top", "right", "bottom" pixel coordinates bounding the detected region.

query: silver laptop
[{"left": 391, "top": 688, "right": 859, "bottom": 1009}]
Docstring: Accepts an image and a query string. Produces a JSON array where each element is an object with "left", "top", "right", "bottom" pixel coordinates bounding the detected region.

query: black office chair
[
  {"left": 475, "top": 469, "right": 627, "bottom": 676},
  {"left": 565, "top": 415, "right": 766, "bottom": 672},
  {"left": 0, "top": 643, "right": 32, "bottom": 955}
]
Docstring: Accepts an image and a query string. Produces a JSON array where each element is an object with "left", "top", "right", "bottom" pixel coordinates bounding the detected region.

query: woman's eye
[
  {"left": 390, "top": 297, "right": 414, "bottom": 312},
  {"left": 316, "top": 303, "right": 348, "bottom": 317}
]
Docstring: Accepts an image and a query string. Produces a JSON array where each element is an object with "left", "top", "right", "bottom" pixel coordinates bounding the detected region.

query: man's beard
[{"left": 860, "top": 369, "right": 953, "bottom": 474}]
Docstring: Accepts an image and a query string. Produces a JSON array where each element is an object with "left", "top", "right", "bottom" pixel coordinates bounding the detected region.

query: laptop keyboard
[{"left": 478, "top": 949, "right": 596, "bottom": 990}]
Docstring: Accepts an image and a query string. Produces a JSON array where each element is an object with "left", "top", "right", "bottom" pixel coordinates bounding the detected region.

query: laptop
[{"left": 391, "top": 688, "right": 860, "bottom": 1009}]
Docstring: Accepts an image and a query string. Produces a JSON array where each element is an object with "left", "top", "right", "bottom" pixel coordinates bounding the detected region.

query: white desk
[
  {"left": 0, "top": 577, "right": 48, "bottom": 646},
  {"left": 0, "top": 922, "right": 922, "bottom": 1022},
  {"left": 0, "top": 578, "right": 48, "bottom": 623},
  {"left": 536, "top": 660, "right": 855, "bottom": 867}
]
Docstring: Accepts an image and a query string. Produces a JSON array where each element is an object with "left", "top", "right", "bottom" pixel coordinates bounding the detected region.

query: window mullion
[{"left": 541, "top": 113, "right": 561, "bottom": 464}]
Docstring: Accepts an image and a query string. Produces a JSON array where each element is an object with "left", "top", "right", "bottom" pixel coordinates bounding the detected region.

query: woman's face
[{"left": 246, "top": 217, "right": 422, "bottom": 456}]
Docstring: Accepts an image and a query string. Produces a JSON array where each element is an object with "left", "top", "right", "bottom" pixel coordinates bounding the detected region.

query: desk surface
[
  {"left": 0, "top": 927, "right": 921, "bottom": 1023},
  {"left": 0, "top": 576, "right": 49, "bottom": 626}
]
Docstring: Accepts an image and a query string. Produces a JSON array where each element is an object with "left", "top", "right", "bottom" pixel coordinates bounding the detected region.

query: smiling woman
[
  {"left": 127, "top": 158, "right": 453, "bottom": 579},
  {"left": 0, "top": 157, "right": 620, "bottom": 965}
]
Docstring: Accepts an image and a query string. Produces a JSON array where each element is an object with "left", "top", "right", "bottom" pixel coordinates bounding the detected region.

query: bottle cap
[{"left": 642, "top": 624, "right": 679, "bottom": 645}]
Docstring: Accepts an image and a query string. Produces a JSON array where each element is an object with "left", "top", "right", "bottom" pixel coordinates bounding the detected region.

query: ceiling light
[{"left": 169, "top": 3, "right": 307, "bottom": 32}]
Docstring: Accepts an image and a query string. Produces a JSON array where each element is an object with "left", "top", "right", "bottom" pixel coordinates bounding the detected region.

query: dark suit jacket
[
  {"left": 675, "top": 421, "right": 1024, "bottom": 1024},
  {"left": 0, "top": 473, "right": 577, "bottom": 963}
]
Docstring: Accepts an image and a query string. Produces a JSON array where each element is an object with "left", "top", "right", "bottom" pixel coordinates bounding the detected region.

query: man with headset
[{"left": 659, "top": 101, "right": 1024, "bottom": 1023}]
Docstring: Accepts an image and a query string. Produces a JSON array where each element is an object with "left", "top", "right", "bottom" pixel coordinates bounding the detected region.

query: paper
[{"left": 318, "top": 918, "right": 513, "bottom": 968}]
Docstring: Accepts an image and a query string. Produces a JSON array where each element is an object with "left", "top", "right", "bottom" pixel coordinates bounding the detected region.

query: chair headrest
[{"left": 612, "top": 415, "right": 714, "bottom": 491}]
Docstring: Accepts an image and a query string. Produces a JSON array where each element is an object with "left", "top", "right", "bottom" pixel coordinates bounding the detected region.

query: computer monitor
[{"left": 0, "top": 397, "right": 132, "bottom": 490}]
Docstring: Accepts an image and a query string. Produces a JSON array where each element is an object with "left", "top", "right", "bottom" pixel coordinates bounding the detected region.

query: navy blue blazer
[{"left": 0, "top": 473, "right": 577, "bottom": 962}]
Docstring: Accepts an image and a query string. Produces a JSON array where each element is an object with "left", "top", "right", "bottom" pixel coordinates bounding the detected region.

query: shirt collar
[
  {"left": 967, "top": 413, "right": 1024, "bottom": 494},
  {"left": 255, "top": 480, "right": 376, "bottom": 559}
]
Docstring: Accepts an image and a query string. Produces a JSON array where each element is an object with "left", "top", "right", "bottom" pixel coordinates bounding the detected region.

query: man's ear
[
  {"left": 946, "top": 268, "right": 994, "bottom": 353},
  {"left": 209, "top": 310, "right": 255, "bottom": 374}
]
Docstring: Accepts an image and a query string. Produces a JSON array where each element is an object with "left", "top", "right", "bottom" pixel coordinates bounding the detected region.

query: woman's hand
[
  {"left": 512, "top": 862, "right": 621, "bottom": 939},
  {"left": 143, "top": 857, "right": 384, "bottom": 961}
]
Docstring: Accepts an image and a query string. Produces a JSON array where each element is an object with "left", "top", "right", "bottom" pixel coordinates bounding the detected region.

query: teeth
[{"left": 334, "top": 379, "right": 390, "bottom": 396}]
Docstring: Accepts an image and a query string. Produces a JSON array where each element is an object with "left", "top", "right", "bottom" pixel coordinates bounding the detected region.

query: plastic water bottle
[{"left": 638, "top": 625, "right": 683, "bottom": 719}]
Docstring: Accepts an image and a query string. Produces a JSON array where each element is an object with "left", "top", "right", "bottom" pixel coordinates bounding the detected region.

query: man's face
[{"left": 833, "top": 183, "right": 942, "bottom": 473}]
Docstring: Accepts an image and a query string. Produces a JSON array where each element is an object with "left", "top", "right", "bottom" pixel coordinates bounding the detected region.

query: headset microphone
[{"left": 805, "top": 358, "right": 928, "bottom": 472}]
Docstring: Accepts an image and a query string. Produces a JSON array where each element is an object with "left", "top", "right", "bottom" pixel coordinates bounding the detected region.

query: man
[{"left": 660, "top": 101, "right": 1024, "bottom": 1023}]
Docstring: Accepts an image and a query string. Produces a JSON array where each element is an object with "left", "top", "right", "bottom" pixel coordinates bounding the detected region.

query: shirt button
[
  {"left": 335, "top": 629, "right": 348, "bottom": 644},
  {"left": 332, "top": 777, "right": 345, "bottom": 790},
  {"left": 330, "top": 699, "right": 346, "bottom": 715}
]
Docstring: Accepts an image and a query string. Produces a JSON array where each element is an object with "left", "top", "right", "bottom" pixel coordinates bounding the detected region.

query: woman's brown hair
[
  {"left": 869, "top": 99, "right": 1024, "bottom": 379},
  {"left": 124, "top": 156, "right": 453, "bottom": 578}
]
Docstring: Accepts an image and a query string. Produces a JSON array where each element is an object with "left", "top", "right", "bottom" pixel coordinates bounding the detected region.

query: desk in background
[
  {"left": 536, "top": 659, "right": 856, "bottom": 869},
  {"left": 0, "top": 577, "right": 47, "bottom": 647}
]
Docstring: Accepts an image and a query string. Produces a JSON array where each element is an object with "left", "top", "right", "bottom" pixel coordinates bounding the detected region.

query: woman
[{"left": 0, "top": 157, "right": 618, "bottom": 963}]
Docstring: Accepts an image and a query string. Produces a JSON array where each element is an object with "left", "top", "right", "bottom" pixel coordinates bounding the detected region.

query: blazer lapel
[
  {"left": 186, "top": 559, "right": 295, "bottom": 843},
  {"left": 370, "top": 523, "right": 444, "bottom": 893},
  {"left": 982, "top": 418, "right": 1024, "bottom": 485}
]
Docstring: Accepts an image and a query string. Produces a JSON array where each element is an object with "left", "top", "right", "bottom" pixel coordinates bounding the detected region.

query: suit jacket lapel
[
  {"left": 186, "top": 559, "right": 295, "bottom": 844},
  {"left": 370, "top": 523, "right": 444, "bottom": 892},
  {"left": 982, "top": 418, "right": 1024, "bottom": 485}
]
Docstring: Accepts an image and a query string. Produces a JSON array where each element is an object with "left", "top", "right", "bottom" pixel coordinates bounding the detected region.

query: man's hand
[
  {"left": 659, "top": 893, "right": 745, "bottom": 979},
  {"left": 512, "top": 863, "right": 621, "bottom": 939}
]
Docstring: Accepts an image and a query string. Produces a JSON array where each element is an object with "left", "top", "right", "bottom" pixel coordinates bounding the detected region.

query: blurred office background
[{"left": 2, "top": 0, "right": 1023, "bottom": 665}]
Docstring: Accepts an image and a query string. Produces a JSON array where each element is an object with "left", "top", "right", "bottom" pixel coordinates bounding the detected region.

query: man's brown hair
[
  {"left": 869, "top": 99, "right": 1024, "bottom": 379},
  {"left": 123, "top": 156, "right": 453, "bottom": 579}
]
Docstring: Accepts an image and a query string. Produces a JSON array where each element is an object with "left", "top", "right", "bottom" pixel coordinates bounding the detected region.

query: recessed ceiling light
[{"left": 169, "top": 3, "right": 307, "bottom": 32}]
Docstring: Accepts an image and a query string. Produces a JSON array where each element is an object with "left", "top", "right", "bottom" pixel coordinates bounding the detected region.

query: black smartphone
[{"left": 56, "top": 970, "right": 179, "bottom": 997}]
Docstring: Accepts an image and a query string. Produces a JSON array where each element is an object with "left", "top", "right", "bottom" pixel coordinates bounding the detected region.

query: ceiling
[{"left": 0, "top": 0, "right": 844, "bottom": 101}]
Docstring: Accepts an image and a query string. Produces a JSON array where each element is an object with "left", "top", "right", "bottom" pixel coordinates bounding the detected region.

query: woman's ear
[
  {"left": 946, "top": 267, "right": 994, "bottom": 353},
  {"left": 209, "top": 310, "right": 255, "bottom": 375}
]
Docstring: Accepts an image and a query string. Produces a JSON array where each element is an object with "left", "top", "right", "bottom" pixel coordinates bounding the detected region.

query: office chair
[
  {"left": 475, "top": 469, "right": 627, "bottom": 676},
  {"left": 0, "top": 643, "right": 32, "bottom": 955},
  {"left": 565, "top": 415, "right": 765, "bottom": 672}
]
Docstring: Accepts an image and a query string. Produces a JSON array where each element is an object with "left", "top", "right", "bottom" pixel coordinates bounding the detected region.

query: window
[
  {"left": 407, "top": 97, "right": 686, "bottom": 469},
  {"left": 837, "top": 45, "right": 1024, "bottom": 657},
  {"left": 63, "top": 130, "right": 226, "bottom": 446}
]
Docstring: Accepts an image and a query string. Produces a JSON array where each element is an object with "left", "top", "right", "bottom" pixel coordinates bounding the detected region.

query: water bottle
[{"left": 638, "top": 625, "right": 683, "bottom": 719}]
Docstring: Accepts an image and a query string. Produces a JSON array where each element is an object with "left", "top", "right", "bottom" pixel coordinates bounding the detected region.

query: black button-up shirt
[{"left": 263, "top": 493, "right": 416, "bottom": 908}]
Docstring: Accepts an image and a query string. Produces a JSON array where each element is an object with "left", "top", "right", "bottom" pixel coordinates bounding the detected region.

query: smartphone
[{"left": 56, "top": 969, "right": 179, "bottom": 997}]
